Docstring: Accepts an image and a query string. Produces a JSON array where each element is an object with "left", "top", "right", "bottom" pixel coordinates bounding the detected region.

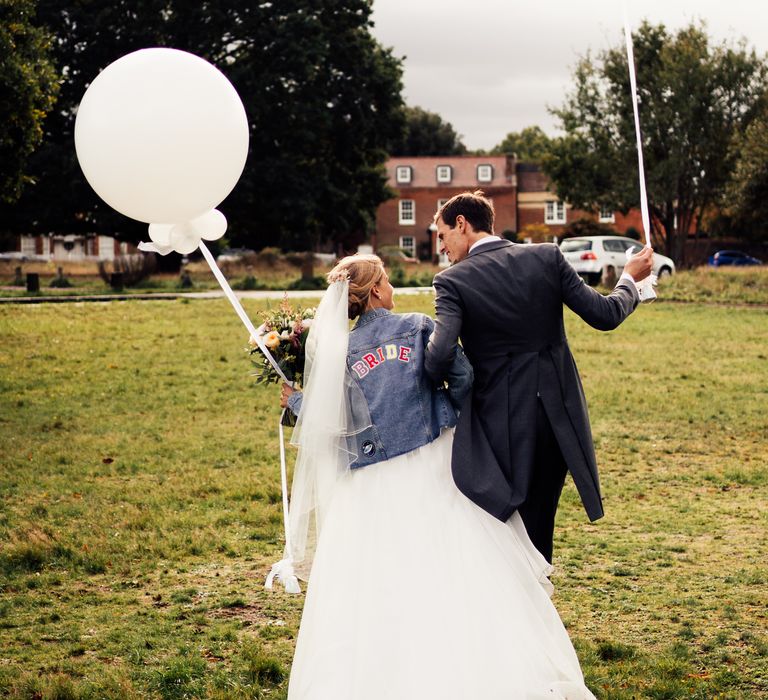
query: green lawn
[{"left": 0, "top": 294, "right": 766, "bottom": 699}]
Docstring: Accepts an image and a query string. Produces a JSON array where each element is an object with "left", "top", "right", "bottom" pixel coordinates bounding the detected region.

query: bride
[{"left": 276, "top": 254, "right": 596, "bottom": 700}]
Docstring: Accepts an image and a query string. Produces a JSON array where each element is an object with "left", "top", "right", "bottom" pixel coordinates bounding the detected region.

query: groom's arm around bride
[{"left": 425, "top": 191, "right": 653, "bottom": 562}]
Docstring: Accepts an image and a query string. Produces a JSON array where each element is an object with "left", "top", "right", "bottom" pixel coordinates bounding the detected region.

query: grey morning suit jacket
[{"left": 425, "top": 239, "right": 639, "bottom": 523}]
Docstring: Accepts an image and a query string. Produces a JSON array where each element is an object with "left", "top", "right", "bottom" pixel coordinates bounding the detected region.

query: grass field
[{"left": 0, "top": 291, "right": 766, "bottom": 699}]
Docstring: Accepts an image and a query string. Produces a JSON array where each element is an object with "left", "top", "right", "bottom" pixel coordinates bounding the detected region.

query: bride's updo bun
[{"left": 327, "top": 254, "right": 386, "bottom": 319}]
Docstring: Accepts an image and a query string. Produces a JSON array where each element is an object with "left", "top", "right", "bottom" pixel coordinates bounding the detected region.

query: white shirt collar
[{"left": 468, "top": 235, "right": 500, "bottom": 254}]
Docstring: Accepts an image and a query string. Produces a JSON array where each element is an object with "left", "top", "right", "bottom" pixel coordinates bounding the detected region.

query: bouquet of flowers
[{"left": 249, "top": 296, "right": 315, "bottom": 423}]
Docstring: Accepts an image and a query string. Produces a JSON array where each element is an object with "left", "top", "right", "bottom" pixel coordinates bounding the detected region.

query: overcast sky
[{"left": 370, "top": 0, "right": 768, "bottom": 151}]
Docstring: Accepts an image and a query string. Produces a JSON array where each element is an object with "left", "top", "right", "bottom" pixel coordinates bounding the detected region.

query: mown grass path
[{"left": 1, "top": 295, "right": 766, "bottom": 698}]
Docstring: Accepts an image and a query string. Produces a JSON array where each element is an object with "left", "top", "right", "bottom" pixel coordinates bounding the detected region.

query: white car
[{"left": 559, "top": 236, "right": 675, "bottom": 286}]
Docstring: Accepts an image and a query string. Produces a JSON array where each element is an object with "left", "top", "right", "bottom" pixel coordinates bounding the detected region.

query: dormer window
[
  {"left": 396, "top": 166, "right": 412, "bottom": 184},
  {"left": 477, "top": 164, "right": 493, "bottom": 183},
  {"left": 436, "top": 165, "right": 452, "bottom": 184}
]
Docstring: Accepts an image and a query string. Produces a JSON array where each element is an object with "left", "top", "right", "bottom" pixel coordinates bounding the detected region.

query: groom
[{"left": 425, "top": 191, "right": 653, "bottom": 562}]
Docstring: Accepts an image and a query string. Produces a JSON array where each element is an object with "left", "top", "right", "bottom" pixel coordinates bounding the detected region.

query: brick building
[
  {"left": 515, "top": 163, "right": 644, "bottom": 238},
  {"left": 375, "top": 156, "right": 645, "bottom": 262},
  {"left": 375, "top": 155, "right": 518, "bottom": 264}
]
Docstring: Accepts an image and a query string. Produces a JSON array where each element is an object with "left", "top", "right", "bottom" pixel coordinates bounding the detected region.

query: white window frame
[
  {"left": 399, "top": 235, "right": 416, "bottom": 257},
  {"left": 395, "top": 166, "right": 412, "bottom": 184},
  {"left": 436, "top": 165, "right": 452, "bottom": 184},
  {"left": 598, "top": 207, "right": 615, "bottom": 223},
  {"left": 398, "top": 199, "right": 416, "bottom": 225},
  {"left": 20, "top": 236, "right": 36, "bottom": 256},
  {"left": 477, "top": 164, "right": 493, "bottom": 183},
  {"left": 545, "top": 200, "right": 566, "bottom": 224}
]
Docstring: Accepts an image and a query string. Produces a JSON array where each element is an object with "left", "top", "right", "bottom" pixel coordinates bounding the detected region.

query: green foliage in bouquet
[{"left": 248, "top": 296, "right": 315, "bottom": 388}]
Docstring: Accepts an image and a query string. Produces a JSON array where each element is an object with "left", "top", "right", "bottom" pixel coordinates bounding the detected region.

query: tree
[
  {"left": 490, "top": 126, "right": 552, "bottom": 161},
  {"left": 543, "top": 21, "right": 768, "bottom": 264},
  {"left": 1, "top": 0, "right": 405, "bottom": 252},
  {"left": 388, "top": 105, "right": 466, "bottom": 156},
  {"left": 0, "top": 0, "right": 59, "bottom": 205},
  {"left": 559, "top": 217, "right": 617, "bottom": 240},
  {"left": 722, "top": 106, "right": 768, "bottom": 239},
  {"left": 224, "top": 1, "right": 405, "bottom": 251}
]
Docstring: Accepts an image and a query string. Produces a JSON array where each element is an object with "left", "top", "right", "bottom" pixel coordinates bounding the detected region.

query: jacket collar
[
  {"left": 354, "top": 307, "right": 392, "bottom": 329},
  {"left": 466, "top": 237, "right": 514, "bottom": 259}
]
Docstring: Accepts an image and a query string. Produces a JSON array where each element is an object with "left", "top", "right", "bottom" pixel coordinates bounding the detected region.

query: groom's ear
[{"left": 455, "top": 214, "right": 466, "bottom": 233}]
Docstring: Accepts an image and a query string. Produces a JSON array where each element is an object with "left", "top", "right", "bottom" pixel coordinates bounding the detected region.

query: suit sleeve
[
  {"left": 425, "top": 274, "right": 464, "bottom": 382},
  {"left": 422, "top": 315, "right": 473, "bottom": 408},
  {"left": 557, "top": 245, "right": 640, "bottom": 330}
]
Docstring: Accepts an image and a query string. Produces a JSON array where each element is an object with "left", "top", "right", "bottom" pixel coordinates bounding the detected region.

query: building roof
[{"left": 386, "top": 155, "right": 514, "bottom": 189}]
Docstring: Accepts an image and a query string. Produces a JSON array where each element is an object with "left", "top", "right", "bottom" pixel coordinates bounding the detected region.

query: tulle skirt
[{"left": 287, "top": 429, "right": 596, "bottom": 700}]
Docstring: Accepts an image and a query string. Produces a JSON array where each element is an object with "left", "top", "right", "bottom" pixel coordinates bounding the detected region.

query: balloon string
[
  {"left": 198, "top": 240, "right": 291, "bottom": 384},
  {"left": 199, "top": 241, "right": 298, "bottom": 592},
  {"left": 623, "top": 12, "right": 652, "bottom": 247}
]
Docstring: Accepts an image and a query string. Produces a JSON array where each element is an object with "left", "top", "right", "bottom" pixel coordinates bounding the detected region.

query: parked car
[
  {"left": 0, "top": 251, "right": 48, "bottom": 262},
  {"left": 559, "top": 236, "right": 675, "bottom": 286},
  {"left": 217, "top": 247, "right": 256, "bottom": 263},
  {"left": 707, "top": 250, "right": 762, "bottom": 267}
]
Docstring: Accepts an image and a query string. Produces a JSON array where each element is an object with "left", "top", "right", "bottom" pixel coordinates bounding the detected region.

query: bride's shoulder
[{"left": 395, "top": 311, "right": 434, "bottom": 330}]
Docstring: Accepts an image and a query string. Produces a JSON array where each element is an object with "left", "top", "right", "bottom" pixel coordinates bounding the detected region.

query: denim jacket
[{"left": 287, "top": 308, "right": 473, "bottom": 469}]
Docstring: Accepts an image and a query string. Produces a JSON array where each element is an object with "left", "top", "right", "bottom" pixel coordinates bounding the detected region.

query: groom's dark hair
[{"left": 437, "top": 190, "right": 495, "bottom": 233}]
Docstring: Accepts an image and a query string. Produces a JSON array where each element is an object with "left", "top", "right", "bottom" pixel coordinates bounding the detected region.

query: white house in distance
[{"left": 15, "top": 233, "right": 134, "bottom": 261}]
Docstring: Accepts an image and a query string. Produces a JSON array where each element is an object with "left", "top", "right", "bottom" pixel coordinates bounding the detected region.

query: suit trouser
[{"left": 517, "top": 398, "right": 569, "bottom": 563}]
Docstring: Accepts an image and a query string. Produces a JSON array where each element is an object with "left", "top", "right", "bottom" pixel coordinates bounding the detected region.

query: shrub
[
  {"left": 232, "top": 275, "right": 264, "bottom": 290},
  {"left": 288, "top": 275, "right": 326, "bottom": 290},
  {"left": 49, "top": 276, "right": 73, "bottom": 288},
  {"left": 388, "top": 265, "right": 406, "bottom": 287},
  {"left": 406, "top": 270, "right": 435, "bottom": 287},
  {"left": 258, "top": 247, "right": 282, "bottom": 267}
]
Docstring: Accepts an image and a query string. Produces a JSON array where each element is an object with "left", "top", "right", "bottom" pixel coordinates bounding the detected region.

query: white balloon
[
  {"left": 148, "top": 223, "right": 173, "bottom": 246},
  {"left": 190, "top": 209, "right": 228, "bottom": 241},
  {"left": 169, "top": 224, "right": 201, "bottom": 255},
  {"left": 75, "top": 48, "right": 249, "bottom": 224}
]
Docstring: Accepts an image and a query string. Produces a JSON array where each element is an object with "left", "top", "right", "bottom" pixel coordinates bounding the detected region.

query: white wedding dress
[{"left": 287, "top": 429, "right": 597, "bottom": 700}]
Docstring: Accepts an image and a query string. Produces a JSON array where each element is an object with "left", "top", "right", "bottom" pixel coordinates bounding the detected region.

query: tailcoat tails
[{"left": 426, "top": 239, "right": 639, "bottom": 527}]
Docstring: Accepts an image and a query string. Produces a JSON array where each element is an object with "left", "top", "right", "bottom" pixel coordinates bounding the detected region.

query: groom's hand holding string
[{"left": 624, "top": 245, "right": 654, "bottom": 282}]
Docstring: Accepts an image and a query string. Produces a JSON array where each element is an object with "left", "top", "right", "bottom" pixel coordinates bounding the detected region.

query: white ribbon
[
  {"left": 263, "top": 411, "right": 302, "bottom": 593},
  {"left": 265, "top": 557, "right": 301, "bottom": 594},
  {"left": 623, "top": 11, "right": 657, "bottom": 302},
  {"left": 195, "top": 241, "right": 299, "bottom": 592},
  {"left": 199, "top": 241, "right": 292, "bottom": 383},
  {"left": 138, "top": 240, "right": 175, "bottom": 256}
]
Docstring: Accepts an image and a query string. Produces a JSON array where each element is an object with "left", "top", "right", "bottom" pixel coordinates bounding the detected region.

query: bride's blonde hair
[{"left": 327, "top": 254, "right": 386, "bottom": 319}]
